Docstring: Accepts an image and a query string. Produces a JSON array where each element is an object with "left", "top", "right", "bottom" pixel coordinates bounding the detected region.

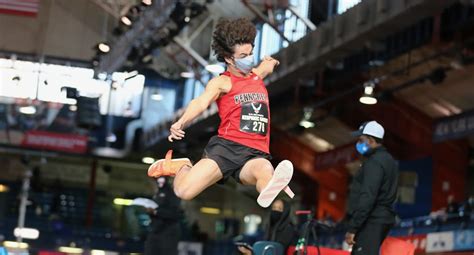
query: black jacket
[
  {"left": 150, "top": 183, "right": 183, "bottom": 233},
  {"left": 265, "top": 200, "right": 297, "bottom": 251},
  {"left": 347, "top": 146, "right": 399, "bottom": 233}
]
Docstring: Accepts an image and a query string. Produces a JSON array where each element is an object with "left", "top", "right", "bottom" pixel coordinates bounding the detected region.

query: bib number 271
[
  {"left": 252, "top": 121, "right": 265, "bottom": 133},
  {"left": 240, "top": 102, "right": 268, "bottom": 136}
]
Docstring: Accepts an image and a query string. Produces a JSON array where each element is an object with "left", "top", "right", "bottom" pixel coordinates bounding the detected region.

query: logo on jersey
[{"left": 251, "top": 103, "right": 262, "bottom": 114}]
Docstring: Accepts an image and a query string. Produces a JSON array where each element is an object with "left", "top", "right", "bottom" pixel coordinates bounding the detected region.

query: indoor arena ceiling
[{"left": 0, "top": 0, "right": 259, "bottom": 77}]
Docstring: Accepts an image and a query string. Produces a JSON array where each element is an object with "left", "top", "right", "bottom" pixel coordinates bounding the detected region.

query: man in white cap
[{"left": 345, "top": 121, "right": 399, "bottom": 255}]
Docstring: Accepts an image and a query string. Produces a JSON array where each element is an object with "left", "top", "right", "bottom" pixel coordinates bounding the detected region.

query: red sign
[
  {"left": 287, "top": 246, "right": 349, "bottom": 255},
  {"left": 397, "top": 234, "right": 427, "bottom": 254},
  {"left": 21, "top": 130, "right": 88, "bottom": 154},
  {"left": 0, "top": 0, "right": 39, "bottom": 17},
  {"left": 38, "top": 252, "right": 66, "bottom": 255}
]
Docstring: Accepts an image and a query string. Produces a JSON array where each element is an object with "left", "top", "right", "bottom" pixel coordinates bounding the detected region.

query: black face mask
[{"left": 270, "top": 211, "right": 283, "bottom": 224}]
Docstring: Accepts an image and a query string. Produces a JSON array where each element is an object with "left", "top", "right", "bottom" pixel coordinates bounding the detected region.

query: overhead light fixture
[
  {"left": 3, "top": 241, "right": 29, "bottom": 249},
  {"left": 14, "top": 227, "right": 40, "bottom": 240},
  {"left": 151, "top": 93, "right": 163, "bottom": 101},
  {"left": 113, "top": 198, "right": 133, "bottom": 206},
  {"left": 141, "top": 0, "right": 152, "bottom": 6},
  {"left": 299, "top": 120, "right": 315, "bottom": 129},
  {"left": 19, "top": 106, "right": 36, "bottom": 115},
  {"left": 180, "top": 71, "right": 194, "bottom": 78},
  {"left": 97, "top": 72, "right": 108, "bottom": 80},
  {"left": 205, "top": 63, "right": 225, "bottom": 74},
  {"left": 359, "top": 95, "right": 377, "bottom": 105},
  {"left": 0, "top": 184, "right": 9, "bottom": 192},
  {"left": 91, "top": 250, "right": 113, "bottom": 255},
  {"left": 98, "top": 43, "right": 110, "bottom": 53},
  {"left": 200, "top": 207, "right": 220, "bottom": 215},
  {"left": 359, "top": 81, "right": 377, "bottom": 105},
  {"left": 142, "top": 156, "right": 155, "bottom": 164},
  {"left": 364, "top": 83, "right": 374, "bottom": 94},
  {"left": 121, "top": 5, "right": 141, "bottom": 26},
  {"left": 299, "top": 107, "right": 315, "bottom": 129},
  {"left": 184, "top": 16, "right": 191, "bottom": 23},
  {"left": 121, "top": 16, "right": 132, "bottom": 26},
  {"left": 69, "top": 105, "right": 77, "bottom": 111},
  {"left": 58, "top": 247, "right": 84, "bottom": 254},
  {"left": 106, "top": 133, "right": 117, "bottom": 143}
]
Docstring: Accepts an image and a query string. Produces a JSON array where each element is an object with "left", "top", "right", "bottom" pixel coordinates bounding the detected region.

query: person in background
[
  {"left": 144, "top": 176, "right": 183, "bottom": 255},
  {"left": 238, "top": 199, "right": 297, "bottom": 254},
  {"left": 461, "top": 195, "right": 474, "bottom": 214},
  {"left": 345, "top": 121, "right": 399, "bottom": 255},
  {"left": 446, "top": 195, "right": 460, "bottom": 215}
]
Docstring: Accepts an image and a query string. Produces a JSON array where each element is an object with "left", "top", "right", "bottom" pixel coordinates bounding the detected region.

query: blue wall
[{"left": 395, "top": 157, "right": 433, "bottom": 218}]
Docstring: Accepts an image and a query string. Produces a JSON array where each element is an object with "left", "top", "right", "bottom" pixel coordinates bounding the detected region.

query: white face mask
[{"left": 234, "top": 54, "right": 254, "bottom": 74}]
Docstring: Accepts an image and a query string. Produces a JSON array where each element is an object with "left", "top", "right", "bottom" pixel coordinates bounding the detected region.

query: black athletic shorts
[{"left": 203, "top": 136, "right": 271, "bottom": 184}]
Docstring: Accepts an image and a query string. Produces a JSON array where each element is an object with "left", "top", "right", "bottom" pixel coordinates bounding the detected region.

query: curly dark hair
[{"left": 212, "top": 18, "right": 257, "bottom": 62}]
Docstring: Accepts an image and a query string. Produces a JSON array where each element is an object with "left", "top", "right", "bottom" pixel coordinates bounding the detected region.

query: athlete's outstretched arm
[
  {"left": 168, "top": 77, "right": 223, "bottom": 142},
  {"left": 252, "top": 56, "right": 279, "bottom": 79}
]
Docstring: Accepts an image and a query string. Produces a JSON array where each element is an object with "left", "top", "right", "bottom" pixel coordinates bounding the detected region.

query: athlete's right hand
[{"left": 168, "top": 121, "right": 185, "bottom": 142}]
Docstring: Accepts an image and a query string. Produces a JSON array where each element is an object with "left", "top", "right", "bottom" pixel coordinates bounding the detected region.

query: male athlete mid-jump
[{"left": 148, "top": 17, "right": 294, "bottom": 208}]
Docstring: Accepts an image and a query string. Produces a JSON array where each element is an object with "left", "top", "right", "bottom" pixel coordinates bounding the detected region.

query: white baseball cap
[{"left": 351, "top": 121, "right": 385, "bottom": 139}]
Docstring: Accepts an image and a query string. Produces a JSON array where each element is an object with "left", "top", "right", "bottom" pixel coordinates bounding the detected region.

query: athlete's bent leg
[
  {"left": 240, "top": 158, "right": 294, "bottom": 207},
  {"left": 239, "top": 158, "right": 274, "bottom": 192},
  {"left": 173, "top": 158, "right": 223, "bottom": 200}
]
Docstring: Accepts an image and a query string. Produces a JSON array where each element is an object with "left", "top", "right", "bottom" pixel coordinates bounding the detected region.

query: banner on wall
[
  {"left": 21, "top": 130, "right": 87, "bottom": 153},
  {"left": 433, "top": 108, "right": 474, "bottom": 142},
  {"left": 0, "top": 101, "right": 89, "bottom": 154},
  {"left": 393, "top": 230, "right": 474, "bottom": 254},
  {"left": 453, "top": 229, "right": 474, "bottom": 251},
  {"left": 426, "top": 231, "right": 454, "bottom": 253}
]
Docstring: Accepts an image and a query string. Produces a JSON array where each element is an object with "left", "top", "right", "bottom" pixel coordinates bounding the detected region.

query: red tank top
[{"left": 216, "top": 71, "right": 270, "bottom": 153}]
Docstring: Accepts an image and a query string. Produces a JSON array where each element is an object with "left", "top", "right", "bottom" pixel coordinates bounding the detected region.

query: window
[
  {"left": 257, "top": 0, "right": 310, "bottom": 59},
  {"left": 337, "top": 0, "right": 361, "bottom": 14},
  {"left": 0, "top": 58, "right": 144, "bottom": 117},
  {"left": 398, "top": 171, "right": 418, "bottom": 204}
]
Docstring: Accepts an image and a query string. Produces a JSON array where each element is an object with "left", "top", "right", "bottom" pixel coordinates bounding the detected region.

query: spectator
[
  {"left": 461, "top": 196, "right": 474, "bottom": 214},
  {"left": 238, "top": 199, "right": 297, "bottom": 254},
  {"left": 446, "top": 195, "right": 460, "bottom": 215},
  {"left": 144, "top": 177, "right": 183, "bottom": 255}
]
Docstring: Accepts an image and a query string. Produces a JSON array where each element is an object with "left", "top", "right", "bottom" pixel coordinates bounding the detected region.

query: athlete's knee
[
  {"left": 259, "top": 162, "right": 274, "bottom": 176},
  {"left": 174, "top": 185, "right": 196, "bottom": 200}
]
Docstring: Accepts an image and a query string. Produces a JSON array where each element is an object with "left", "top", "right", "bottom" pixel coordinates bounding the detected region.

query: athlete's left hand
[
  {"left": 262, "top": 56, "right": 280, "bottom": 70},
  {"left": 254, "top": 56, "right": 280, "bottom": 79}
]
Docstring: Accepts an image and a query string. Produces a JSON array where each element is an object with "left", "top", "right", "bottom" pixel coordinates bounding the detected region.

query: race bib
[{"left": 240, "top": 102, "right": 268, "bottom": 135}]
